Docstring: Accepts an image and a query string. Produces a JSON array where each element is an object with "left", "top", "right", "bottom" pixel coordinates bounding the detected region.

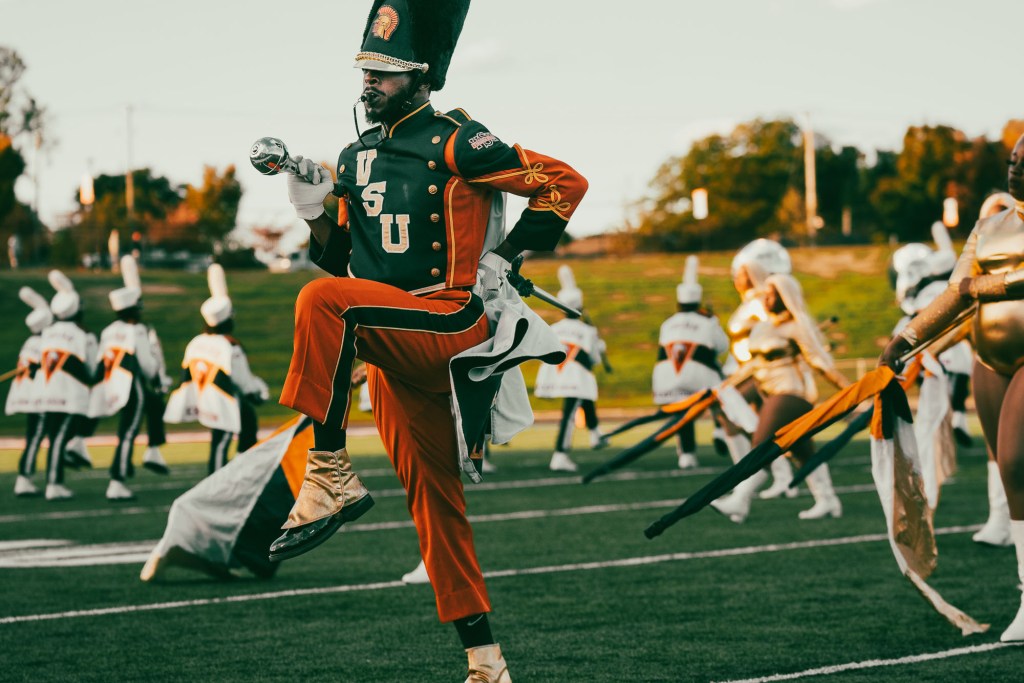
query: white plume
[
  {"left": 683, "top": 255, "right": 699, "bottom": 285},
  {"left": 121, "top": 255, "right": 142, "bottom": 290},
  {"left": 19, "top": 286, "right": 49, "bottom": 311},
  {"left": 930, "top": 221, "right": 954, "bottom": 255},
  {"left": 48, "top": 269, "right": 75, "bottom": 294},
  {"left": 557, "top": 264, "right": 576, "bottom": 291},
  {"left": 207, "top": 263, "right": 229, "bottom": 298}
]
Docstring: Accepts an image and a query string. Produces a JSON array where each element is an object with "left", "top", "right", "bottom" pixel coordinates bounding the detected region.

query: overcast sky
[{"left": 4, "top": 0, "right": 1020, "bottom": 251}]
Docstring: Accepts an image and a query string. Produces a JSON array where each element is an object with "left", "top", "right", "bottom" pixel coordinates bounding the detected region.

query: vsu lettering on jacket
[{"left": 310, "top": 104, "right": 588, "bottom": 293}]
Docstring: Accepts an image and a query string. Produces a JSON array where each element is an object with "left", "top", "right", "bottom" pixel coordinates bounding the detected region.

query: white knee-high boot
[
  {"left": 973, "top": 461, "right": 1012, "bottom": 547},
  {"left": 1000, "top": 520, "right": 1024, "bottom": 642},
  {"left": 759, "top": 456, "right": 798, "bottom": 499},
  {"left": 798, "top": 464, "right": 842, "bottom": 520},
  {"left": 724, "top": 434, "right": 751, "bottom": 465},
  {"left": 711, "top": 470, "right": 769, "bottom": 524}
]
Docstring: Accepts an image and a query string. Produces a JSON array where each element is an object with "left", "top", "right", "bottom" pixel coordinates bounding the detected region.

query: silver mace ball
[{"left": 249, "top": 137, "right": 300, "bottom": 176}]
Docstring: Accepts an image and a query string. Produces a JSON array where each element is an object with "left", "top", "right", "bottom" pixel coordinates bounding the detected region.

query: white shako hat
[
  {"left": 109, "top": 255, "right": 143, "bottom": 312},
  {"left": 731, "top": 238, "right": 792, "bottom": 278},
  {"left": 201, "top": 263, "right": 233, "bottom": 327},
  {"left": 980, "top": 192, "right": 1015, "bottom": 219},
  {"left": 556, "top": 264, "right": 584, "bottom": 312},
  {"left": 891, "top": 242, "right": 932, "bottom": 309},
  {"left": 19, "top": 286, "right": 54, "bottom": 333},
  {"left": 676, "top": 255, "right": 702, "bottom": 304},
  {"left": 48, "top": 269, "right": 81, "bottom": 320}
]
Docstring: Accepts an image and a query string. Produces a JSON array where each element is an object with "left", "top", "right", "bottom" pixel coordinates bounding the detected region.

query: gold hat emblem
[{"left": 372, "top": 6, "right": 400, "bottom": 41}]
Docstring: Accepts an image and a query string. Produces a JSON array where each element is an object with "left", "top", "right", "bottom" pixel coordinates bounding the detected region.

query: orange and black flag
[
  {"left": 644, "top": 367, "right": 898, "bottom": 538},
  {"left": 140, "top": 417, "right": 312, "bottom": 582},
  {"left": 582, "top": 389, "right": 716, "bottom": 484},
  {"left": 788, "top": 357, "right": 925, "bottom": 489}
]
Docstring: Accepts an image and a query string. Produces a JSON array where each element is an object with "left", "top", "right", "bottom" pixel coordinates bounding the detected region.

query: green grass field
[
  {"left": 0, "top": 246, "right": 903, "bottom": 435},
  {"left": 1, "top": 419, "right": 1021, "bottom": 682}
]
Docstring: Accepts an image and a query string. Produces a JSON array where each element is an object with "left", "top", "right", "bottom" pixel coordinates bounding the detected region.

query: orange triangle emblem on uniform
[
  {"left": 557, "top": 344, "right": 580, "bottom": 372},
  {"left": 42, "top": 350, "right": 69, "bottom": 381},
  {"left": 189, "top": 359, "right": 222, "bottom": 391},
  {"left": 103, "top": 348, "right": 127, "bottom": 381}
]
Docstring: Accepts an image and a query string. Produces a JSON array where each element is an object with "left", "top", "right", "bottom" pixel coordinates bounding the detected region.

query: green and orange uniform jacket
[{"left": 310, "top": 102, "right": 588, "bottom": 290}]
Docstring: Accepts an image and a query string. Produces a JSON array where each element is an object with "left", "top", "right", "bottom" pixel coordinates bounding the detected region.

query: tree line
[
  {"left": 0, "top": 46, "right": 243, "bottom": 268},
  {"left": 627, "top": 117, "right": 1024, "bottom": 251}
]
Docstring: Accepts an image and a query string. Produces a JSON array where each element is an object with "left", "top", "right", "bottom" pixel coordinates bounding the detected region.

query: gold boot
[
  {"left": 268, "top": 448, "right": 373, "bottom": 562},
  {"left": 465, "top": 644, "right": 511, "bottom": 683}
]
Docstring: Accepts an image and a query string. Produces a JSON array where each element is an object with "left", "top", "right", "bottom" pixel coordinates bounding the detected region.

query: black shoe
[
  {"left": 64, "top": 450, "right": 92, "bottom": 470},
  {"left": 953, "top": 427, "right": 972, "bottom": 448},
  {"left": 268, "top": 494, "right": 375, "bottom": 563}
]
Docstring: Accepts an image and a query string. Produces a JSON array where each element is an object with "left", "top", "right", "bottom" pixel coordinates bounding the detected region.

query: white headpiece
[
  {"left": 48, "top": 269, "right": 81, "bottom": 320},
  {"left": 19, "top": 286, "right": 53, "bottom": 333},
  {"left": 201, "top": 263, "right": 233, "bottom": 327},
  {"left": 676, "top": 255, "right": 702, "bottom": 304},
  {"left": 556, "top": 264, "right": 583, "bottom": 312},
  {"left": 731, "top": 239, "right": 792, "bottom": 278},
  {"left": 891, "top": 243, "right": 932, "bottom": 313},
  {"left": 980, "top": 192, "right": 1015, "bottom": 219},
  {"left": 109, "top": 255, "right": 143, "bottom": 312}
]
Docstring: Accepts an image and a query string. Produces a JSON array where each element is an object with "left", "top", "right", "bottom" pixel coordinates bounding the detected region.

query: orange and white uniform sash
[
  {"left": 38, "top": 322, "right": 96, "bottom": 415},
  {"left": 534, "top": 318, "right": 601, "bottom": 401},
  {"left": 164, "top": 333, "right": 240, "bottom": 433}
]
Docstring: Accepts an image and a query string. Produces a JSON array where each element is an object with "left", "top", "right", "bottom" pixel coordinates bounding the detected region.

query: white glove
[
  {"left": 474, "top": 251, "right": 511, "bottom": 304},
  {"left": 287, "top": 155, "right": 334, "bottom": 221}
]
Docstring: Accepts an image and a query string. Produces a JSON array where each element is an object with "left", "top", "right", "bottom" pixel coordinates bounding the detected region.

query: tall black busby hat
[{"left": 354, "top": 0, "right": 470, "bottom": 91}]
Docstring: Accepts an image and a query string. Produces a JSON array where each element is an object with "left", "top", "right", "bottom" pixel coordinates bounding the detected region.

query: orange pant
[{"left": 280, "top": 277, "right": 492, "bottom": 621}]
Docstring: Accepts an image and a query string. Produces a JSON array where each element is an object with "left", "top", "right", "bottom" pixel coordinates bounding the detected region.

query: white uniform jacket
[
  {"left": 533, "top": 318, "right": 604, "bottom": 401},
  {"left": 5, "top": 335, "right": 43, "bottom": 415},
  {"left": 164, "top": 334, "right": 242, "bottom": 433},
  {"left": 89, "top": 320, "right": 161, "bottom": 418},
  {"left": 38, "top": 322, "right": 98, "bottom": 415},
  {"left": 652, "top": 311, "right": 729, "bottom": 404}
]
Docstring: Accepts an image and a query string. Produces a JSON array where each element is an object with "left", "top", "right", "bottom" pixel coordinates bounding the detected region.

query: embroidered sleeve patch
[{"left": 468, "top": 131, "right": 499, "bottom": 150}]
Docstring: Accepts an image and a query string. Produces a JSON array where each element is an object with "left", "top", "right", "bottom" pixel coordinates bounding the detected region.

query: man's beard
[{"left": 363, "top": 81, "right": 418, "bottom": 125}]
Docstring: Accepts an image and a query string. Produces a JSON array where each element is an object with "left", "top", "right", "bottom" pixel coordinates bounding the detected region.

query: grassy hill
[{"left": 0, "top": 245, "right": 903, "bottom": 435}]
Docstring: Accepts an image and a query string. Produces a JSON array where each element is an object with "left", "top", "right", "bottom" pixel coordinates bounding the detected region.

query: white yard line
[
  {"left": 714, "top": 642, "right": 1021, "bottom": 683},
  {"left": 0, "top": 525, "right": 978, "bottom": 624}
]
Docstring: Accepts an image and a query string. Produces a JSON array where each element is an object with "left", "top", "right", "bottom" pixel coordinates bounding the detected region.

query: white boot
[
  {"left": 677, "top": 452, "right": 698, "bottom": 470},
  {"left": 589, "top": 429, "right": 609, "bottom": 450},
  {"left": 1000, "top": 520, "right": 1024, "bottom": 642},
  {"left": 799, "top": 464, "right": 842, "bottom": 520},
  {"left": 723, "top": 434, "right": 751, "bottom": 465},
  {"left": 14, "top": 475, "right": 40, "bottom": 497},
  {"left": 549, "top": 451, "right": 578, "bottom": 472},
  {"left": 45, "top": 483, "right": 74, "bottom": 501},
  {"left": 401, "top": 559, "right": 431, "bottom": 585},
  {"left": 143, "top": 447, "right": 170, "bottom": 475},
  {"left": 759, "top": 457, "right": 799, "bottom": 499},
  {"left": 480, "top": 457, "right": 498, "bottom": 474},
  {"left": 973, "top": 460, "right": 1011, "bottom": 547},
  {"left": 711, "top": 470, "right": 768, "bottom": 524},
  {"left": 106, "top": 479, "right": 135, "bottom": 501},
  {"left": 465, "top": 644, "right": 511, "bottom": 683}
]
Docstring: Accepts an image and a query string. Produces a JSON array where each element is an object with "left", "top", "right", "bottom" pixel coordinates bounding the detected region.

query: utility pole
[{"left": 802, "top": 114, "right": 819, "bottom": 245}]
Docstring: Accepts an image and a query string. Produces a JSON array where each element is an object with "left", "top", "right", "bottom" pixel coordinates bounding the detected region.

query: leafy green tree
[
  {"left": 184, "top": 165, "right": 242, "bottom": 248},
  {"left": 632, "top": 119, "right": 803, "bottom": 251},
  {"left": 0, "top": 46, "right": 49, "bottom": 265}
]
